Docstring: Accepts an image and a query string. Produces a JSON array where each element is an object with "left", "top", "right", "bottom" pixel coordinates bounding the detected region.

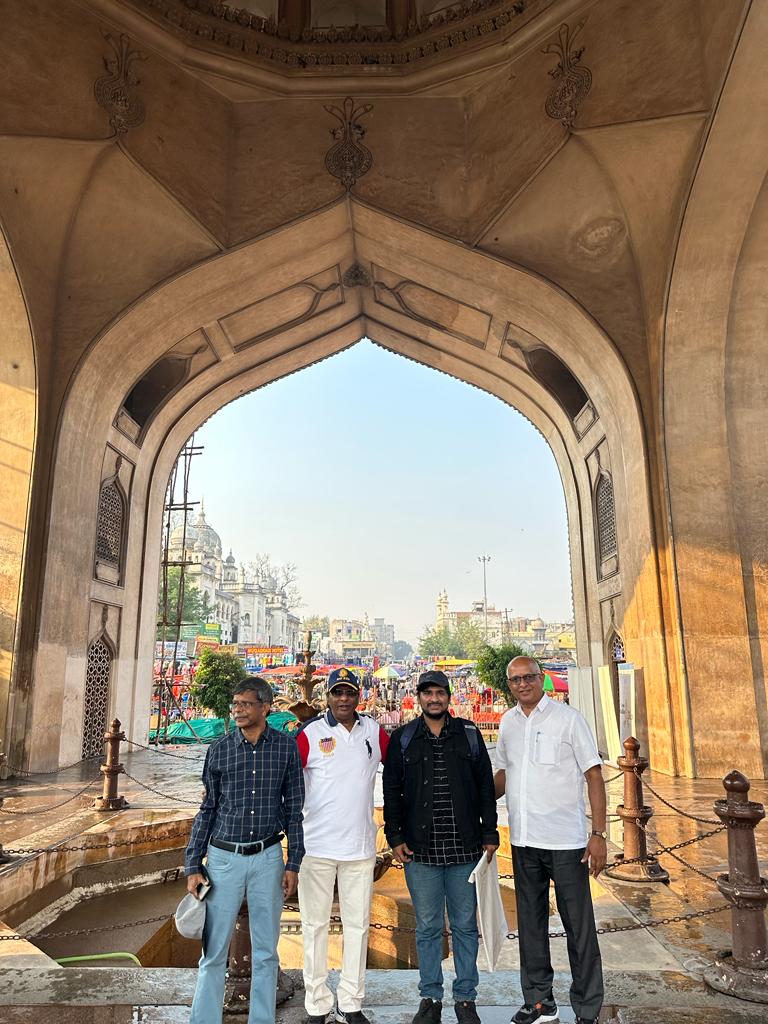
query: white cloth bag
[{"left": 469, "top": 852, "right": 509, "bottom": 971}]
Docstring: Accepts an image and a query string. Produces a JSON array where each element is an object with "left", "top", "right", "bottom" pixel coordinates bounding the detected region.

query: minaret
[{"left": 436, "top": 589, "right": 449, "bottom": 630}]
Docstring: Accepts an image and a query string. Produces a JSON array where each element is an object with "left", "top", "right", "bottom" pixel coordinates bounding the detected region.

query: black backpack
[{"left": 399, "top": 717, "right": 481, "bottom": 762}]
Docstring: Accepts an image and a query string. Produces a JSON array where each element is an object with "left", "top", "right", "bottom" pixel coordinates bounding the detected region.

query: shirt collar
[
  {"left": 234, "top": 724, "right": 272, "bottom": 746},
  {"left": 512, "top": 693, "right": 551, "bottom": 718},
  {"left": 325, "top": 708, "right": 359, "bottom": 728}
]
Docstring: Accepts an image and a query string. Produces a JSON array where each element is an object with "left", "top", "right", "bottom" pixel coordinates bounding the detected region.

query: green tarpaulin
[{"left": 149, "top": 711, "right": 300, "bottom": 744}]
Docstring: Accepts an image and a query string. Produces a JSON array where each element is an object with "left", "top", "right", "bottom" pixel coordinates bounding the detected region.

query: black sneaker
[
  {"left": 455, "top": 1001, "right": 481, "bottom": 1024},
  {"left": 575, "top": 1019, "right": 595, "bottom": 1024},
  {"left": 307, "top": 1016, "right": 331, "bottom": 1024},
  {"left": 412, "top": 999, "right": 442, "bottom": 1024},
  {"left": 510, "top": 1000, "right": 558, "bottom": 1024},
  {"left": 335, "top": 1012, "right": 371, "bottom": 1024}
]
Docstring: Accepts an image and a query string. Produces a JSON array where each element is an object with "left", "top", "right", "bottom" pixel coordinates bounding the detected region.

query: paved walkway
[{"left": 1, "top": 743, "right": 766, "bottom": 1014}]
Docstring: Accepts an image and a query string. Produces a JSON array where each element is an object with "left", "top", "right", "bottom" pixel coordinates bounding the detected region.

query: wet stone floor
[{"left": 0, "top": 746, "right": 766, "bottom": 1022}]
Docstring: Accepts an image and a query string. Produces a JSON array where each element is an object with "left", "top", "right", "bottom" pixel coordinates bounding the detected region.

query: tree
[
  {"left": 455, "top": 620, "right": 486, "bottom": 660},
  {"left": 418, "top": 621, "right": 485, "bottom": 659},
  {"left": 157, "top": 567, "right": 204, "bottom": 640},
  {"left": 191, "top": 647, "right": 248, "bottom": 731},
  {"left": 418, "top": 625, "right": 460, "bottom": 658},
  {"left": 476, "top": 644, "right": 538, "bottom": 706},
  {"left": 302, "top": 615, "right": 330, "bottom": 635},
  {"left": 246, "top": 555, "right": 303, "bottom": 611},
  {"left": 393, "top": 640, "right": 413, "bottom": 660}
]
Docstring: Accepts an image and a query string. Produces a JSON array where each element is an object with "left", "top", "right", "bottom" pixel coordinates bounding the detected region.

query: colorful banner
[
  {"left": 195, "top": 636, "right": 221, "bottom": 655},
  {"left": 219, "top": 643, "right": 238, "bottom": 656}
]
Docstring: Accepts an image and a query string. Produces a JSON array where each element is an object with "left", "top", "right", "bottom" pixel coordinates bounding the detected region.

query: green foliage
[
  {"left": 302, "top": 615, "right": 330, "bottom": 635},
  {"left": 157, "top": 567, "right": 204, "bottom": 640},
  {"left": 476, "top": 643, "right": 537, "bottom": 706},
  {"left": 393, "top": 640, "right": 413, "bottom": 660},
  {"left": 191, "top": 647, "right": 248, "bottom": 731},
  {"left": 418, "top": 620, "right": 485, "bottom": 659}
]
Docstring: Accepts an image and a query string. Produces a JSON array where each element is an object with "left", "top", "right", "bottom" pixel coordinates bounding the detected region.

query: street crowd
[{"left": 183, "top": 659, "right": 607, "bottom": 1024}]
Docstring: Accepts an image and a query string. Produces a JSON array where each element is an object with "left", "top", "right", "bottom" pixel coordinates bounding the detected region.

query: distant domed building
[{"left": 166, "top": 503, "right": 300, "bottom": 650}]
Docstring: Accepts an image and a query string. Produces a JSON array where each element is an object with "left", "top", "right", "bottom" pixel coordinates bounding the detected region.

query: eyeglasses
[
  {"left": 229, "top": 700, "right": 264, "bottom": 711},
  {"left": 330, "top": 688, "right": 358, "bottom": 698},
  {"left": 508, "top": 673, "right": 542, "bottom": 685}
]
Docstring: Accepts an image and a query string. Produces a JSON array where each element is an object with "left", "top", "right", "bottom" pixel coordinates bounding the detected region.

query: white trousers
[{"left": 298, "top": 854, "right": 376, "bottom": 1015}]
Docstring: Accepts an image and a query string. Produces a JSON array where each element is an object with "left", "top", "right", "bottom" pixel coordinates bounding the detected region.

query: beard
[{"left": 421, "top": 705, "right": 447, "bottom": 719}]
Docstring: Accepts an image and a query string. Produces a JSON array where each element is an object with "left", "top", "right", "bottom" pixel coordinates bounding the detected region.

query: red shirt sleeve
[
  {"left": 378, "top": 725, "right": 390, "bottom": 763},
  {"left": 296, "top": 729, "right": 309, "bottom": 767}
]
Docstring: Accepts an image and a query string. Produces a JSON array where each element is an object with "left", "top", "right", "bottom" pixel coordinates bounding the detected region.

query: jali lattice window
[
  {"left": 611, "top": 633, "right": 626, "bottom": 663},
  {"left": 96, "top": 481, "right": 124, "bottom": 567},
  {"left": 82, "top": 635, "right": 112, "bottom": 758},
  {"left": 596, "top": 473, "right": 617, "bottom": 561}
]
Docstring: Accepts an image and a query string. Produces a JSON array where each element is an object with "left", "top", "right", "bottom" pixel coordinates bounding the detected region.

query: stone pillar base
[
  {"left": 703, "top": 951, "right": 768, "bottom": 1003},
  {"left": 604, "top": 854, "right": 669, "bottom": 883},
  {"left": 91, "top": 795, "right": 129, "bottom": 811}
]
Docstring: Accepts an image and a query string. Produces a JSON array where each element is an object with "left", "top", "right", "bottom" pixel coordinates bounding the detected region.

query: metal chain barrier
[
  {"left": 0, "top": 777, "right": 102, "bottom": 814},
  {"left": 124, "top": 738, "right": 205, "bottom": 763},
  {"left": 637, "top": 821, "right": 721, "bottom": 882},
  {"left": 121, "top": 769, "right": 201, "bottom": 806},
  {"left": 0, "top": 898, "right": 730, "bottom": 943},
  {"left": 0, "top": 827, "right": 190, "bottom": 858},
  {"left": 3, "top": 754, "right": 102, "bottom": 777},
  {"left": 635, "top": 768, "right": 722, "bottom": 825}
]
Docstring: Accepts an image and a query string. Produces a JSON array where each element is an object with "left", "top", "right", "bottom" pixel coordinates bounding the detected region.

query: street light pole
[{"left": 478, "top": 555, "right": 491, "bottom": 640}]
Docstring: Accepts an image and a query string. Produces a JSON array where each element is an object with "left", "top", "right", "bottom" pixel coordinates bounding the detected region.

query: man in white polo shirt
[
  {"left": 296, "top": 667, "right": 390, "bottom": 1024},
  {"left": 494, "top": 657, "right": 606, "bottom": 1024}
]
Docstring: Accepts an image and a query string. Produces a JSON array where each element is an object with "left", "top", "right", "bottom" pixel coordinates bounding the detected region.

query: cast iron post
[
  {"left": 92, "top": 718, "right": 129, "bottom": 810},
  {"left": 604, "top": 736, "right": 669, "bottom": 882},
  {"left": 704, "top": 770, "right": 768, "bottom": 1002},
  {"left": 224, "top": 901, "right": 251, "bottom": 1014}
]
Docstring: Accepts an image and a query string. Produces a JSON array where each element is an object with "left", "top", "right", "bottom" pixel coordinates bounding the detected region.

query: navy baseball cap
[
  {"left": 417, "top": 670, "right": 451, "bottom": 694},
  {"left": 327, "top": 667, "right": 360, "bottom": 693}
]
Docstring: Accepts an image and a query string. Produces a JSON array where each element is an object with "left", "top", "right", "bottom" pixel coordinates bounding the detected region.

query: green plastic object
[{"left": 55, "top": 951, "right": 142, "bottom": 966}]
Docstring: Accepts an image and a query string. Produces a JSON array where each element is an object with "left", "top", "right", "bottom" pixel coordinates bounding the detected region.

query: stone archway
[
  {"left": 16, "top": 199, "right": 673, "bottom": 775},
  {"left": 0, "top": 224, "right": 36, "bottom": 756}
]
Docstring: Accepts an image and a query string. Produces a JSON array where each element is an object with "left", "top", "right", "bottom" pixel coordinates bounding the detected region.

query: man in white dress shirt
[
  {"left": 296, "top": 668, "right": 390, "bottom": 1024},
  {"left": 494, "top": 657, "right": 606, "bottom": 1024}
]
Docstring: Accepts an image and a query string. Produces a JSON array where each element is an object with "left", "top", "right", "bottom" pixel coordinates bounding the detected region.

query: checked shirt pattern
[{"left": 185, "top": 725, "right": 305, "bottom": 874}]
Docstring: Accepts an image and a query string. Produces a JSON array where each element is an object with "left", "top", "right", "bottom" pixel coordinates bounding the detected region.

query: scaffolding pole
[{"left": 154, "top": 438, "right": 205, "bottom": 745}]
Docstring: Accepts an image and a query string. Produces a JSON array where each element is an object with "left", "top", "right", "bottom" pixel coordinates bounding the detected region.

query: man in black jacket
[{"left": 383, "top": 671, "right": 499, "bottom": 1024}]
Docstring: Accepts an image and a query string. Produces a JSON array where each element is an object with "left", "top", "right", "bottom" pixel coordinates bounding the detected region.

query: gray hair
[{"left": 233, "top": 678, "right": 274, "bottom": 705}]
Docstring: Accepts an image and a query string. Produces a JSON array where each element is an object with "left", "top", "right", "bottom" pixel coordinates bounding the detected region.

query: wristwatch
[{"left": 591, "top": 829, "right": 608, "bottom": 839}]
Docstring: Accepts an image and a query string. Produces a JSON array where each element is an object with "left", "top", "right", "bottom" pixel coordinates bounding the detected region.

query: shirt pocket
[{"left": 532, "top": 732, "right": 561, "bottom": 766}]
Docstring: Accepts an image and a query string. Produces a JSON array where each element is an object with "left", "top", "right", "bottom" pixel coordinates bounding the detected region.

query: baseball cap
[
  {"left": 174, "top": 882, "right": 210, "bottom": 940},
  {"left": 327, "top": 667, "right": 360, "bottom": 693},
  {"left": 417, "top": 670, "right": 451, "bottom": 694}
]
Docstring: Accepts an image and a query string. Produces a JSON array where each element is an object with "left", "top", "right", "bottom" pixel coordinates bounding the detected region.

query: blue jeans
[
  {"left": 404, "top": 860, "right": 479, "bottom": 1003},
  {"left": 190, "top": 842, "right": 284, "bottom": 1024}
]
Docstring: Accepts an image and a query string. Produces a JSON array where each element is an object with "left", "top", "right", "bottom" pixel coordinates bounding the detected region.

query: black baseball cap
[{"left": 417, "top": 670, "right": 451, "bottom": 694}]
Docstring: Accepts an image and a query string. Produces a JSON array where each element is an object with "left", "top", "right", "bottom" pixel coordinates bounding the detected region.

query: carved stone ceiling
[{"left": 0, "top": 0, "right": 749, "bottom": 422}]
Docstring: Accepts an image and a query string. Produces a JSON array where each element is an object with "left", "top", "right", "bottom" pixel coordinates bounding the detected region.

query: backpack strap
[{"left": 399, "top": 718, "right": 421, "bottom": 757}]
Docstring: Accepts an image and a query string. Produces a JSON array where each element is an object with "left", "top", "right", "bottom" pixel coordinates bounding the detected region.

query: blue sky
[{"left": 188, "top": 340, "right": 572, "bottom": 645}]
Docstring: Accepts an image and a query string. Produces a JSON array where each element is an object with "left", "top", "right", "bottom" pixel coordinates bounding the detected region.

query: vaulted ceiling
[{"left": 0, "top": 0, "right": 749, "bottom": 424}]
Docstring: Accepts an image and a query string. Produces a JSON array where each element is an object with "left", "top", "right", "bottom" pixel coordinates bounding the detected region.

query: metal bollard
[
  {"left": 604, "top": 736, "right": 669, "bottom": 882},
  {"left": 703, "top": 770, "right": 768, "bottom": 1003},
  {"left": 92, "top": 719, "right": 129, "bottom": 811},
  {"left": 223, "top": 897, "right": 296, "bottom": 1014}
]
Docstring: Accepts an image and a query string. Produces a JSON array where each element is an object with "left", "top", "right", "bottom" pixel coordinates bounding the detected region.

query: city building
[
  {"left": 434, "top": 593, "right": 575, "bottom": 659},
  {"left": 166, "top": 504, "right": 300, "bottom": 652}
]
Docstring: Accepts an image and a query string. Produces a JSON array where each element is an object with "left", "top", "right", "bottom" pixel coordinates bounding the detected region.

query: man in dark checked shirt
[
  {"left": 185, "top": 677, "right": 305, "bottom": 1024},
  {"left": 384, "top": 671, "right": 499, "bottom": 1024}
]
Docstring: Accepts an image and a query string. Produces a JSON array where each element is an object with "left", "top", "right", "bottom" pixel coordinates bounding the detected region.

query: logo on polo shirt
[{"left": 319, "top": 736, "right": 336, "bottom": 756}]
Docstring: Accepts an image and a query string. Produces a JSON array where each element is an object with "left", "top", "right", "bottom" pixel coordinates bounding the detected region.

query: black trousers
[{"left": 512, "top": 845, "right": 603, "bottom": 1020}]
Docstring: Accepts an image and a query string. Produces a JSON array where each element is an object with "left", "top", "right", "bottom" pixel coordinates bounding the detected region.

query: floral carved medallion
[
  {"left": 324, "top": 97, "right": 373, "bottom": 193},
  {"left": 542, "top": 20, "right": 592, "bottom": 129}
]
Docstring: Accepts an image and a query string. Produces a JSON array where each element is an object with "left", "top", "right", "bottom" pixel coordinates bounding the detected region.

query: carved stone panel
[
  {"left": 219, "top": 266, "right": 344, "bottom": 352},
  {"left": 94, "top": 448, "right": 134, "bottom": 586},
  {"left": 372, "top": 264, "right": 491, "bottom": 348},
  {"left": 586, "top": 438, "right": 619, "bottom": 581}
]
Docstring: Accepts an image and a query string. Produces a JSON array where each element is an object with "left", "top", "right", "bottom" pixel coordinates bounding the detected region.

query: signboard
[
  {"left": 154, "top": 641, "right": 189, "bottom": 662},
  {"left": 179, "top": 623, "right": 199, "bottom": 642},
  {"left": 198, "top": 622, "right": 222, "bottom": 641},
  {"left": 237, "top": 645, "right": 286, "bottom": 656},
  {"left": 195, "top": 636, "right": 221, "bottom": 655},
  {"left": 219, "top": 644, "right": 238, "bottom": 656}
]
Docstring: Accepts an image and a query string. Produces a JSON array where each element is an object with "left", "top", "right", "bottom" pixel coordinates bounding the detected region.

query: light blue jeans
[
  {"left": 190, "top": 842, "right": 284, "bottom": 1024},
  {"left": 404, "top": 860, "right": 479, "bottom": 1003}
]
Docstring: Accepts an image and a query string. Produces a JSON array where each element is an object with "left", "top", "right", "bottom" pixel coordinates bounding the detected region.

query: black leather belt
[{"left": 209, "top": 833, "right": 283, "bottom": 856}]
